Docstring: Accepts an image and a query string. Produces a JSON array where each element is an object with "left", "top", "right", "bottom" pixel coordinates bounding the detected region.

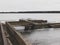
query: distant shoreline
[{"left": 0, "top": 11, "right": 60, "bottom": 13}]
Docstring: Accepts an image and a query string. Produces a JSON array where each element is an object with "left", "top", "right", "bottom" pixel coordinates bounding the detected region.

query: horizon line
[{"left": 0, "top": 11, "right": 60, "bottom": 13}]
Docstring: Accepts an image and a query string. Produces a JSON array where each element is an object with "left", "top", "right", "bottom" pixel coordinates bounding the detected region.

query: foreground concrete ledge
[{"left": 6, "top": 22, "right": 32, "bottom": 45}]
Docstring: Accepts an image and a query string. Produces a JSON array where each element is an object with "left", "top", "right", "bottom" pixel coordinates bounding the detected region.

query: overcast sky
[
  {"left": 0, "top": 0, "right": 60, "bottom": 11},
  {"left": 0, "top": 0, "right": 60, "bottom": 22}
]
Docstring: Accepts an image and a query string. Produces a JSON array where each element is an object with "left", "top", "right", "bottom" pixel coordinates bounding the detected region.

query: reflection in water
[
  {"left": 14, "top": 26, "right": 25, "bottom": 32},
  {"left": 15, "top": 27, "right": 60, "bottom": 45}
]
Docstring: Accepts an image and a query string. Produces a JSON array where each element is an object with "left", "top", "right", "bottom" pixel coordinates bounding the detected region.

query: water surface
[{"left": 16, "top": 28, "right": 60, "bottom": 45}]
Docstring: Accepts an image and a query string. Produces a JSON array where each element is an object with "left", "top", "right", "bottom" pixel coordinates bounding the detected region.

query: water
[
  {"left": 0, "top": 13, "right": 59, "bottom": 45},
  {"left": 0, "top": 14, "right": 60, "bottom": 23},
  {"left": 14, "top": 26, "right": 25, "bottom": 30},
  {"left": 1, "top": 14, "right": 60, "bottom": 45},
  {"left": 16, "top": 28, "right": 60, "bottom": 45},
  {"left": 14, "top": 26, "right": 25, "bottom": 32}
]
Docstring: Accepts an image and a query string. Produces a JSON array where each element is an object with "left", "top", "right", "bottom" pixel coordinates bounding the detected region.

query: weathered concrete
[
  {"left": 1, "top": 24, "right": 11, "bottom": 45},
  {"left": 0, "top": 23, "right": 11, "bottom": 45},
  {"left": 27, "top": 20, "right": 47, "bottom": 23},
  {"left": 6, "top": 22, "right": 32, "bottom": 45},
  {"left": 0, "top": 22, "right": 32, "bottom": 45},
  {"left": 0, "top": 24, "right": 4, "bottom": 45},
  {"left": 1, "top": 20, "right": 60, "bottom": 45},
  {"left": 7, "top": 20, "right": 60, "bottom": 31}
]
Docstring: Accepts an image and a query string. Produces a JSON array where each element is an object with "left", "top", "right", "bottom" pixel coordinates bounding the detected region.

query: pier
[{"left": 0, "top": 19, "right": 60, "bottom": 45}]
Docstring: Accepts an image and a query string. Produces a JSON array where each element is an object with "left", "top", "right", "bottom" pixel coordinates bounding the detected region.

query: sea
[{"left": 1, "top": 14, "right": 60, "bottom": 45}]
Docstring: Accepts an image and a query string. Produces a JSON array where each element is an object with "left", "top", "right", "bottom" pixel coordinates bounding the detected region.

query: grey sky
[{"left": 0, "top": 0, "right": 60, "bottom": 11}]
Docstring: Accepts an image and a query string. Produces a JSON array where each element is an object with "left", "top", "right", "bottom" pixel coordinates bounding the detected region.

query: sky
[
  {"left": 0, "top": 0, "right": 60, "bottom": 22},
  {"left": 0, "top": 0, "right": 60, "bottom": 11}
]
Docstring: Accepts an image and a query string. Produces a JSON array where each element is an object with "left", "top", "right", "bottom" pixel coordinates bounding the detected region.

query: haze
[{"left": 0, "top": 0, "right": 60, "bottom": 22}]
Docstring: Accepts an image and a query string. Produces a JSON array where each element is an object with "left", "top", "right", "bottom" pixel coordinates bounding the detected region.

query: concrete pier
[{"left": 1, "top": 19, "right": 60, "bottom": 45}]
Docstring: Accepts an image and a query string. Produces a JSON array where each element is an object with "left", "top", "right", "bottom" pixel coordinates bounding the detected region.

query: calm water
[
  {"left": 14, "top": 27, "right": 60, "bottom": 45},
  {"left": 1, "top": 14, "right": 60, "bottom": 45},
  {"left": 0, "top": 14, "right": 60, "bottom": 23}
]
